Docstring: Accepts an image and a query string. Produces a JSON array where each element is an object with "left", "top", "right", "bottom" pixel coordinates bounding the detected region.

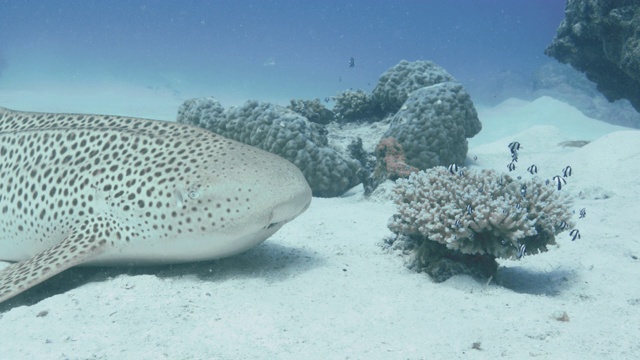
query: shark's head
[
  {"left": 114, "top": 128, "right": 313, "bottom": 263},
  {"left": 171, "top": 141, "right": 312, "bottom": 259}
]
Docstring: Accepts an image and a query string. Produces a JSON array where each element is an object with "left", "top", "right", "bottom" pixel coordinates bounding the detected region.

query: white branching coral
[{"left": 388, "top": 167, "right": 575, "bottom": 260}]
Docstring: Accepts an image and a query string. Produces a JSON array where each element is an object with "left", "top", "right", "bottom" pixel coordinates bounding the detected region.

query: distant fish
[
  {"left": 515, "top": 203, "right": 522, "bottom": 210},
  {"left": 562, "top": 165, "right": 572, "bottom": 177},
  {"left": 527, "top": 165, "right": 538, "bottom": 174},
  {"left": 349, "top": 57, "right": 355, "bottom": 68},
  {"left": 517, "top": 244, "right": 526, "bottom": 259},
  {"left": 458, "top": 170, "right": 465, "bottom": 177},
  {"left": 473, "top": 156, "right": 478, "bottom": 161},
  {"left": 520, "top": 185, "right": 527, "bottom": 197},
  {"left": 466, "top": 204, "right": 473, "bottom": 215},
  {"left": 507, "top": 162, "right": 516, "bottom": 172},
  {"left": 324, "top": 97, "right": 331, "bottom": 103},
  {"left": 498, "top": 176, "right": 504, "bottom": 186},
  {"left": 454, "top": 219, "right": 462, "bottom": 227},
  {"left": 511, "top": 153, "right": 518, "bottom": 162},
  {"left": 553, "top": 175, "right": 567, "bottom": 190},
  {"left": 262, "top": 57, "right": 276, "bottom": 67},
  {"left": 559, "top": 220, "right": 569, "bottom": 229},
  {"left": 569, "top": 229, "right": 581, "bottom": 241},
  {"left": 508, "top": 141, "right": 521, "bottom": 154},
  {"left": 545, "top": 179, "right": 550, "bottom": 185},
  {"left": 579, "top": 208, "right": 586, "bottom": 218},
  {"left": 448, "top": 163, "right": 459, "bottom": 174}
]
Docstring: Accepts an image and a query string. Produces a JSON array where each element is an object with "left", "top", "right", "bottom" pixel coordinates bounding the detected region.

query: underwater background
[
  {"left": 0, "top": 0, "right": 565, "bottom": 109},
  {"left": 2, "top": 2, "right": 640, "bottom": 359}
]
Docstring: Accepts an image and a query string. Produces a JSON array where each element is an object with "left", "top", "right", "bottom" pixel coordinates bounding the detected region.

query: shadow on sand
[
  {"left": 0, "top": 241, "right": 322, "bottom": 313},
  {"left": 495, "top": 265, "right": 576, "bottom": 296}
]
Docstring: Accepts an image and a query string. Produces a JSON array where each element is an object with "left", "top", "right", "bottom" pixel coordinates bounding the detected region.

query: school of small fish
[
  {"left": 449, "top": 141, "right": 586, "bottom": 259},
  {"left": 505, "top": 141, "right": 585, "bottom": 246}
]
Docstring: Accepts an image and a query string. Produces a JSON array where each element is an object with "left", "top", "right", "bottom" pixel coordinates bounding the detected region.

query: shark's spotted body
[{"left": 0, "top": 107, "right": 312, "bottom": 303}]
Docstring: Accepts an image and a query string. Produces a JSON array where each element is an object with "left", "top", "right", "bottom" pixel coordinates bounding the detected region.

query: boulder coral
[
  {"left": 372, "top": 60, "right": 456, "bottom": 114},
  {"left": 383, "top": 82, "right": 481, "bottom": 170},
  {"left": 177, "top": 97, "right": 360, "bottom": 197}
]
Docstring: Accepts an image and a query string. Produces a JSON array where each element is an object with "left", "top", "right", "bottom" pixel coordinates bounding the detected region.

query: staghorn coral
[{"left": 387, "top": 167, "right": 575, "bottom": 281}]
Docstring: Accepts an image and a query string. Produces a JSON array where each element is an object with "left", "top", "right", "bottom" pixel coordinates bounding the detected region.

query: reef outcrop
[{"left": 545, "top": 0, "right": 640, "bottom": 112}]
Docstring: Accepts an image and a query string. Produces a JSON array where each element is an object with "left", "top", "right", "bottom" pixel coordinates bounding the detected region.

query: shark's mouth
[
  {"left": 265, "top": 221, "right": 282, "bottom": 230},
  {"left": 264, "top": 194, "right": 312, "bottom": 230}
]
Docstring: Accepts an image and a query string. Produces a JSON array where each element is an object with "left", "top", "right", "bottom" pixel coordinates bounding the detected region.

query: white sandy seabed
[{"left": 0, "top": 89, "right": 639, "bottom": 360}]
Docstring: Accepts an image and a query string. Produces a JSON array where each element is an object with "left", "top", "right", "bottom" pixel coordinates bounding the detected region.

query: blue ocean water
[{"left": 0, "top": 0, "right": 565, "bottom": 106}]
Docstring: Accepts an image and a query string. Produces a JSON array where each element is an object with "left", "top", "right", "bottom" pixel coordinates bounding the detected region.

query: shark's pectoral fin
[{"left": 0, "top": 217, "right": 112, "bottom": 303}]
